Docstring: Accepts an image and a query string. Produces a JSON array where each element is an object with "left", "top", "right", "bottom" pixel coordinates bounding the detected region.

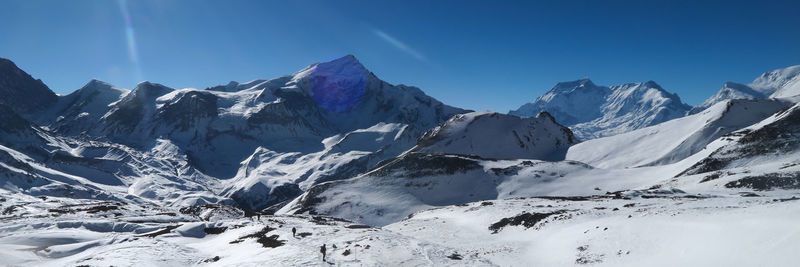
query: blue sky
[{"left": 1, "top": 0, "right": 798, "bottom": 112}]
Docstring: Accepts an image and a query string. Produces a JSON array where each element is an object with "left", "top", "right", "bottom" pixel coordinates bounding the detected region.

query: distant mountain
[
  {"left": 510, "top": 79, "right": 691, "bottom": 139},
  {"left": 690, "top": 65, "right": 800, "bottom": 114},
  {"left": 0, "top": 58, "right": 57, "bottom": 115}
]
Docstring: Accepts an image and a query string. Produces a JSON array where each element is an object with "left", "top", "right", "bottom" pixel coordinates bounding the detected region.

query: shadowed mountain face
[
  {"left": 0, "top": 58, "right": 57, "bottom": 115},
  {"left": 308, "top": 56, "right": 368, "bottom": 112},
  {"left": 0, "top": 104, "right": 32, "bottom": 134}
]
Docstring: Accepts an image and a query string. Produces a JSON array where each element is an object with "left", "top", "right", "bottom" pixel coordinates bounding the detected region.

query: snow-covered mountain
[
  {"left": 510, "top": 79, "right": 691, "bottom": 139},
  {"left": 36, "top": 79, "right": 129, "bottom": 134},
  {"left": 691, "top": 65, "right": 800, "bottom": 114},
  {"left": 410, "top": 111, "right": 577, "bottom": 160}
]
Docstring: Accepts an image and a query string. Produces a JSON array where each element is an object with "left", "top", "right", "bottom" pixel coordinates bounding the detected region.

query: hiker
[
  {"left": 245, "top": 210, "right": 254, "bottom": 221},
  {"left": 320, "top": 244, "right": 327, "bottom": 261},
  {"left": 257, "top": 212, "right": 260, "bottom": 221},
  {"left": 292, "top": 227, "right": 297, "bottom": 237}
]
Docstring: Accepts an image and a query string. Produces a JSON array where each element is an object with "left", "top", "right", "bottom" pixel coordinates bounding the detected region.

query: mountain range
[{"left": 2, "top": 55, "right": 800, "bottom": 266}]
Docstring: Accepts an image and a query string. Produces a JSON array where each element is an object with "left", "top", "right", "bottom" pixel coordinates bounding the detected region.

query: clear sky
[{"left": 1, "top": 0, "right": 798, "bottom": 112}]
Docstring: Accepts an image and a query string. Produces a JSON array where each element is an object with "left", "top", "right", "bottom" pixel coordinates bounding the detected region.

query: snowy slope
[
  {"left": 278, "top": 153, "right": 601, "bottom": 226},
  {"left": 410, "top": 112, "right": 577, "bottom": 160},
  {"left": 0, "top": 109, "right": 124, "bottom": 202},
  {"left": 4, "top": 182, "right": 798, "bottom": 266},
  {"left": 277, "top": 111, "right": 581, "bottom": 225},
  {"left": 680, "top": 101, "right": 800, "bottom": 180},
  {"left": 388, "top": 193, "right": 800, "bottom": 267},
  {"left": 222, "top": 122, "right": 420, "bottom": 211},
  {"left": 0, "top": 110, "right": 225, "bottom": 208},
  {"left": 567, "top": 99, "right": 791, "bottom": 169},
  {"left": 510, "top": 79, "right": 691, "bottom": 139},
  {"left": 0, "top": 192, "right": 490, "bottom": 266}
]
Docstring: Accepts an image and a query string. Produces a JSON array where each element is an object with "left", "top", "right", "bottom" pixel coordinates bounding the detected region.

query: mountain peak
[
  {"left": 299, "top": 55, "right": 370, "bottom": 112},
  {"left": 343, "top": 54, "right": 358, "bottom": 61},
  {"left": 316, "top": 55, "right": 367, "bottom": 73},
  {"left": 642, "top": 80, "right": 661, "bottom": 88},
  {"left": 721, "top": 81, "right": 762, "bottom": 96},
  {"left": 615, "top": 80, "right": 661, "bottom": 90},
  {"left": 133, "top": 81, "right": 172, "bottom": 91},
  {"left": 0, "top": 57, "right": 15, "bottom": 68},
  {"left": 551, "top": 78, "right": 597, "bottom": 92},
  {"left": 81, "top": 79, "right": 116, "bottom": 90},
  {"left": 536, "top": 111, "right": 557, "bottom": 123},
  {"left": 124, "top": 81, "right": 173, "bottom": 102},
  {"left": 688, "top": 81, "right": 765, "bottom": 115}
]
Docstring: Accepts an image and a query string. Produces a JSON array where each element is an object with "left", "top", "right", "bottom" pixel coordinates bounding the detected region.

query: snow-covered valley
[{"left": 2, "top": 55, "right": 800, "bottom": 266}]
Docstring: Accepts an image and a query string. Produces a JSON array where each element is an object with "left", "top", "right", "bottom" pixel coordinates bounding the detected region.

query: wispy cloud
[
  {"left": 117, "top": 0, "right": 143, "bottom": 82},
  {"left": 372, "top": 29, "right": 427, "bottom": 62}
]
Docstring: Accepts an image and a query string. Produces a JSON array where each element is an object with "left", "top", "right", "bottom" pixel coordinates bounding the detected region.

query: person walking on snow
[
  {"left": 292, "top": 227, "right": 297, "bottom": 237},
  {"left": 320, "top": 244, "right": 327, "bottom": 261}
]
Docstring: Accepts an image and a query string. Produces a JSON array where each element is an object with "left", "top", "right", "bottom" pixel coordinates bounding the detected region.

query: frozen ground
[
  {"left": 389, "top": 191, "right": 800, "bottom": 267},
  {"left": 2, "top": 188, "right": 799, "bottom": 266},
  {"left": 0, "top": 189, "right": 490, "bottom": 266}
]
